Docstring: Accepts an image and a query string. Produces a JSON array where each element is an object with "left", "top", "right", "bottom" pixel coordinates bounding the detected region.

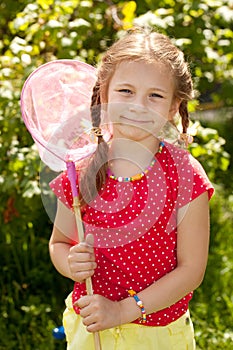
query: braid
[
  {"left": 91, "top": 82, "right": 101, "bottom": 126},
  {"left": 179, "top": 100, "right": 189, "bottom": 133},
  {"left": 79, "top": 82, "right": 109, "bottom": 207}
]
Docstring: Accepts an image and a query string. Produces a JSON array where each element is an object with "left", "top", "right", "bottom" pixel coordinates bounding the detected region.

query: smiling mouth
[{"left": 120, "top": 116, "right": 152, "bottom": 124}]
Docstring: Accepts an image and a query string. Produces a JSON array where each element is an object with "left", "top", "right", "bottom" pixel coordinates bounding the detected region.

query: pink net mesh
[{"left": 21, "top": 60, "right": 100, "bottom": 170}]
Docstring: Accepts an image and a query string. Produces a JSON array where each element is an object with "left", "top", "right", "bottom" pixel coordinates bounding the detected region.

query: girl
[{"left": 49, "top": 28, "right": 214, "bottom": 350}]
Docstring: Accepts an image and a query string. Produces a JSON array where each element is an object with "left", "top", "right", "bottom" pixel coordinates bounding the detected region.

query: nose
[
  {"left": 129, "top": 104, "right": 147, "bottom": 115},
  {"left": 128, "top": 96, "right": 147, "bottom": 113}
]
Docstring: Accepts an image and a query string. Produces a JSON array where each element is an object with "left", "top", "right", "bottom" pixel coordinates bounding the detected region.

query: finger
[
  {"left": 70, "top": 264, "right": 96, "bottom": 279},
  {"left": 71, "top": 272, "right": 94, "bottom": 284},
  {"left": 86, "top": 324, "right": 99, "bottom": 333},
  {"left": 71, "top": 242, "right": 94, "bottom": 254},
  {"left": 75, "top": 295, "right": 91, "bottom": 308},
  {"left": 70, "top": 252, "right": 96, "bottom": 262},
  {"left": 73, "top": 261, "right": 97, "bottom": 271},
  {"left": 82, "top": 314, "right": 97, "bottom": 327},
  {"left": 70, "top": 261, "right": 97, "bottom": 279}
]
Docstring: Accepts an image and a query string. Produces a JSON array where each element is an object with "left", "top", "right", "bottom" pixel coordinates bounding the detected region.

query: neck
[
  {"left": 109, "top": 137, "right": 160, "bottom": 157},
  {"left": 108, "top": 137, "right": 161, "bottom": 178}
]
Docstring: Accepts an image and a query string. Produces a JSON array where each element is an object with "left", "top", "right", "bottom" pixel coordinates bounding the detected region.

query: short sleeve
[
  {"left": 49, "top": 170, "right": 77, "bottom": 209},
  {"left": 176, "top": 153, "right": 214, "bottom": 208}
]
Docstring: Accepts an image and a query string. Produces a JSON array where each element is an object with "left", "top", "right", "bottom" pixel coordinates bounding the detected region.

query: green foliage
[
  {"left": 191, "top": 190, "right": 233, "bottom": 349},
  {"left": 188, "top": 113, "right": 233, "bottom": 349},
  {"left": 0, "top": 0, "right": 232, "bottom": 349},
  {"left": 197, "top": 109, "right": 233, "bottom": 194},
  {"left": 189, "top": 121, "right": 230, "bottom": 183}
]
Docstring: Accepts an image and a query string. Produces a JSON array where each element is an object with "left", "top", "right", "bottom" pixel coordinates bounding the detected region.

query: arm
[
  {"left": 78, "top": 191, "right": 210, "bottom": 331},
  {"left": 49, "top": 200, "right": 96, "bottom": 281},
  {"left": 119, "top": 191, "right": 210, "bottom": 322}
]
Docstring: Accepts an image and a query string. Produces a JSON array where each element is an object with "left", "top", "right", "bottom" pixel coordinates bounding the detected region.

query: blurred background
[{"left": 0, "top": 1, "right": 232, "bottom": 349}]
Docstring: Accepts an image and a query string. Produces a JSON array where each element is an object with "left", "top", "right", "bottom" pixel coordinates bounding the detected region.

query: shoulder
[
  {"left": 162, "top": 141, "right": 207, "bottom": 175},
  {"left": 162, "top": 141, "right": 191, "bottom": 163},
  {"left": 162, "top": 141, "right": 214, "bottom": 201}
]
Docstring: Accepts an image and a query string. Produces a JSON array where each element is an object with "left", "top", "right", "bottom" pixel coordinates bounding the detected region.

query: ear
[{"left": 168, "top": 98, "right": 181, "bottom": 121}]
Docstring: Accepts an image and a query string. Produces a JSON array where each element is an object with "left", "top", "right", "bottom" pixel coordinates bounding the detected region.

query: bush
[
  {"left": 189, "top": 113, "right": 233, "bottom": 349},
  {"left": 0, "top": 1, "right": 232, "bottom": 348}
]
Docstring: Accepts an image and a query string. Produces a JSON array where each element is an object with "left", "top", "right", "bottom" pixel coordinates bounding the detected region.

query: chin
[{"left": 113, "top": 124, "right": 152, "bottom": 141}]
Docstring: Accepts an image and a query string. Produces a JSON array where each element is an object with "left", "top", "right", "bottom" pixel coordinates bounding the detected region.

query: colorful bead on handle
[{"left": 128, "top": 289, "right": 147, "bottom": 324}]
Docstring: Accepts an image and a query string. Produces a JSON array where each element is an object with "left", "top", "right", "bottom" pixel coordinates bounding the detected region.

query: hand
[
  {"left": 68, "top": 234, "right": 97, "bottom": 283},
  {"left": 75, "top": 294, "right": 121, "bottom": 332}
]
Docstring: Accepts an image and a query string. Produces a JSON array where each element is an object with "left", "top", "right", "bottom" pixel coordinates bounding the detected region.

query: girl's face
[{"left": 106, "top": 60, "right": 180, "bottom": 143}]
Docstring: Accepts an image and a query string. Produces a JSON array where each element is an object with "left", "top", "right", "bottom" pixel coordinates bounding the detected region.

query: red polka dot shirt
[{"left": 50, "top": 141, "right": 214, "bottom": 326}]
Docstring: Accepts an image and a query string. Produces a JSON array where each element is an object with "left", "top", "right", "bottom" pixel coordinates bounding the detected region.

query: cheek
[
  {"left": 159, "top": 102, "right": 175, "bottom": 118},
  {"left": 107, "top": 104, "right": 117, "bottom": 122},
  {"left": 151, "top": 113, "right": 168, "bottom": 134},
  {"left": 106, "top": 102, "right": 125, "bottom": 121}
]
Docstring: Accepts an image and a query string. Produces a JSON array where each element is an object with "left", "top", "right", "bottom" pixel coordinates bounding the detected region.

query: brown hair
[{"left": 79, "top": 28, "right": 194, "bottom": 206}]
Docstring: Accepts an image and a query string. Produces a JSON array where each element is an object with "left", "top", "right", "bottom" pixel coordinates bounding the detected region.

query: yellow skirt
[{"left": 63, "top": 292, "right": 196, "bottom": 350}]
